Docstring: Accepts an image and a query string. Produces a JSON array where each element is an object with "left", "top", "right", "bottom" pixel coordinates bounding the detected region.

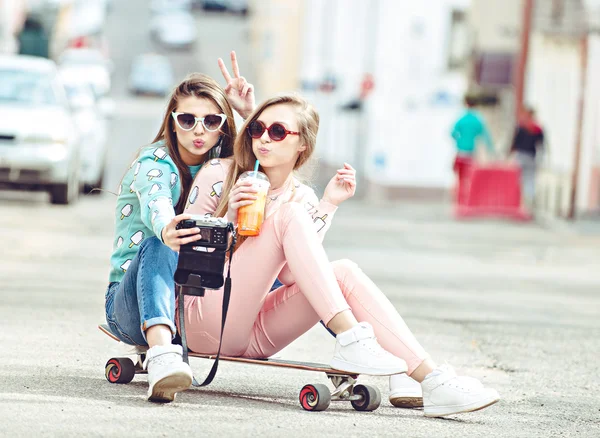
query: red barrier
[{"left": 455, "top": 162, "right": 532, "bottom": 221}]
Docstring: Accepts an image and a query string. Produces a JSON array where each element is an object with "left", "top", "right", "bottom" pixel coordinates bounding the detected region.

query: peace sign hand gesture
[{"left": 218, "top": 51, "right": 255, "bottom": 120}]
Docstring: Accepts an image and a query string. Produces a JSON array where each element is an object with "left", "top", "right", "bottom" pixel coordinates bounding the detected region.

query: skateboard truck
[{"left": 329, "top": 375, "right": 357, "bottom": 399}]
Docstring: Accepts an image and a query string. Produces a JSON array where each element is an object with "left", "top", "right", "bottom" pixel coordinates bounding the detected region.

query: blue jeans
[
  {"left": 514, "top": 151, "right": 536, "bottom": 204},
  {"left": 105, "top": 237, "right": 178, "bottom": 346}
]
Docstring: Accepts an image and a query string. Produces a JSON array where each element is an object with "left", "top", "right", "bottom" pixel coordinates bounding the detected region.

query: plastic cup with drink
[{"left": 237, "top": 160, "right": 270, "bottom": 236}]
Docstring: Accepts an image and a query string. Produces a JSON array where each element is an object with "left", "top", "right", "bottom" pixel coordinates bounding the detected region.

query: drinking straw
[{"left": 253, "top": 159, "right": 259, "bottom": 177}]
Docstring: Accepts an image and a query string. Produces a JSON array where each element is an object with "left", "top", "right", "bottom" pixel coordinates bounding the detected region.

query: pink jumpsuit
[{"left": 180, "top": 158, "right": 429, "bottom": 375}]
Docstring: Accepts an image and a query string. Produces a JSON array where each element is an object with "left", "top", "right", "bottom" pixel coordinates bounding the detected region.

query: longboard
[{"left": 98, "top": 324, "right": 381, "bottom": 411}]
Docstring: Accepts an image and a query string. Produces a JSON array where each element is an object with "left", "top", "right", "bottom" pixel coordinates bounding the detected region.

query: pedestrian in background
[
  {"left": 509, "top": 106, "right": 545, "bottom": 211},
  {"left": 450, "top": 94, "right": 495, "bottom": 204}
]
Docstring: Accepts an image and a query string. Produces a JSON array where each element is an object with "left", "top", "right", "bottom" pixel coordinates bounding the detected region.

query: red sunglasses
[{"left": 247, "top": 120, "right": 300, "bottom": 141}]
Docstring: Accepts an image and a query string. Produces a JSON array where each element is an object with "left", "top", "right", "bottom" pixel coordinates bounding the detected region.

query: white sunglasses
[{"left": 171, "top": 112, "right": 227, "bottom": 132}]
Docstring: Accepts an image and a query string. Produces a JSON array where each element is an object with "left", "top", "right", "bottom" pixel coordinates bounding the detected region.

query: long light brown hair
[
  {"left": 214, "top": 93, "right": 319, "bottom": 229},
  {"left": 152, "top": 73, "right": 237, "bottom": 213}
]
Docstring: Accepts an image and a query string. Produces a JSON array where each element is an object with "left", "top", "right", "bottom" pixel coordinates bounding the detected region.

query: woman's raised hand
[
  {"left": 161, "top": 214, "right": 202, "bottom": 252},
  {"left": 227, "top": 179, "right": 258, "bottom": 224},
  {"left": 322, "top": 163, "right": 357, "bottom": 206},
  {"left": 218, "top": 51, "right": 255, "bottom": 120}
]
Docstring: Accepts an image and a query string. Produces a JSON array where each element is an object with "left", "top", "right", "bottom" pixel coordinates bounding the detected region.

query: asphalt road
[{"left": 1, "top": 1, "right": 599, "bottom": 437}]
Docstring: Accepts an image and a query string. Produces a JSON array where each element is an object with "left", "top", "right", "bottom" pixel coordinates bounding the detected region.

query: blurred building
[
  {"left": 3, "top": 0, "right": 109, "bottom": 61},
  {"left": 467, "top": 0, "right": 522, "bottom": 149},
  {"left": 248, "top": 0, "right": 599, "bottom": 215},
  {"left": 0, "top": 0, "right": 27, "bottom": 54},
  {"left": 526, "top": 0, "right": 600, "bottom": 218},
  {"left": 248, "top": 0, "right": 303, "bottom": 101},
  {"left": 1, "top": 0, "right": 73, "bottom": 59},
  {"left": 250, "top": 0, "right": 471, "bottom": 200}
]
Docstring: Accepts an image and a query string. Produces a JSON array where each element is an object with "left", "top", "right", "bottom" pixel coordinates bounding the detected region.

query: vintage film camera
[{"left": 174, "top": 215, "right": 235, "bottom": 295}]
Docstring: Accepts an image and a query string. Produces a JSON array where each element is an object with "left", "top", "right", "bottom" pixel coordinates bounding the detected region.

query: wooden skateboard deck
[
  {"left": 98, "top": 323, "right": 381, "bottom": 411},
  {"left": 98, "top": 323, "right": 354, "bottom": 376}
]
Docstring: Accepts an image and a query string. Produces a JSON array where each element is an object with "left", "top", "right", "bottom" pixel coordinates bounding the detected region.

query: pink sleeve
[
  {"left": 277, "top": 184, "right": 338, "bottom": 286},
  {"left": 295, "top": 184, "right": 338, "bottom": 239},
  {"left": 184, "top": 158, "right": 230, "bottom": 217}
]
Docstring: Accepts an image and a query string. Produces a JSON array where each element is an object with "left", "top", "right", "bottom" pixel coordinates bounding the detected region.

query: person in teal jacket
[
  {"left": 451, "top": 95, "right": 495, "bottom": 203},
  {"left": 451, "top": 96, "right": 494, "bottom": 155},
  {"left": 104, "top": 53, "right": 255, "bottom": 403}
]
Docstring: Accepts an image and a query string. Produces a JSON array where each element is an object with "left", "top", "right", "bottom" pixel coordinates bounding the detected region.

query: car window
[
  {"left": 59, "top": 50, "right": 105, "bottom": 65},
  {"left": 0, "top": 69, "right": 58, "bottom": 105},
  {"left": 135, "top": 57, "right": 170, "bottom": 72},
  {"left": 64, "top": 83, "right": 96, "bottom": 108}
]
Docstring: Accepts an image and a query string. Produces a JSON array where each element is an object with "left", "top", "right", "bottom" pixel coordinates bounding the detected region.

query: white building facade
[
  {"left": 249, "top": 0, "right": 472, "bottom": 198},
  {"left": 301, "top": 0, "right": 471, "bottom": 197},
  {"left": 525, "top": 0, "right": 600, "bottom": 217}
]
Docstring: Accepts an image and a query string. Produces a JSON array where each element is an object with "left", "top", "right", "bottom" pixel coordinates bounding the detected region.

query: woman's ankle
[
  {"left": 146, "top": 324, "right": 174, "bottom": 348},
  {"left": 410, "top": 359, "right": 437, "bottom": 383},
  {"left": 326, "top": 310, "right": 358, "bottom": 335}
]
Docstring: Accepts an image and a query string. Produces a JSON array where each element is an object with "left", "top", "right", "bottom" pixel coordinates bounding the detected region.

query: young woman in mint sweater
[{"left": 105, "top": 54, "right": 255, "bottom": 403}]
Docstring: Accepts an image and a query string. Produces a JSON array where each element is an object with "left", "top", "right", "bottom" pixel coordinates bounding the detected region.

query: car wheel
[
  {"left": 50, "top": 168, "right": 80, "bottom": 205},
  {"left": 84, "top": 165, "right": 105, "bottom": 195}
]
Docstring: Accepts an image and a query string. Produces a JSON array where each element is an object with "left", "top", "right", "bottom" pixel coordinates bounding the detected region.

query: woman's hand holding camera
[
  {"left": 322, "top": 163, "right": 356, "bottom": 206},
  {"left": 161, "top": 214, "right": 202, "bottom": 252},
  {"left": 227, "top": 179, "right": 258, "bottom": 224}
]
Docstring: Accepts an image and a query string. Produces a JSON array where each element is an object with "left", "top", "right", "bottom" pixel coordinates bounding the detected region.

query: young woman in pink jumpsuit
[{"left": 182, "top": 94, "right": 500, "bottom": 417}]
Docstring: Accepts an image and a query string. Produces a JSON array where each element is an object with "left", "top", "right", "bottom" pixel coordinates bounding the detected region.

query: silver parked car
[
  {"left": 0, "top": 55, "right": 81, "bottom": 204},
  {"left": 63, "top": 80, "right": 109, "bottom": 193},
  {"left": 129, "top": 53, "right": 174, "bottom": 97},
  {"left": 150, "top": 12, "right": 197, "bottom": 50},
  {"left": 58, "top": 48, "right": 114, "bottom": 98}
]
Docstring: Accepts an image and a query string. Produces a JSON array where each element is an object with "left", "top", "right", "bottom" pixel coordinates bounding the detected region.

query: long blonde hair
[
  {"left": 214, "top": 93, "right": 320, "bottom": 222},
  {"left": 152, "top": 73, "right": 237, "bottom": 213}
]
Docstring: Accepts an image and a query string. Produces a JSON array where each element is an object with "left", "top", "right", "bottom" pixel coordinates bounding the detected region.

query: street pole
[
  {"left": 355, "top": 0, "right": 379, "bottom": 200},
  {"left": 568, "top": 36, "right": 588, "bottom": 219},
  {"left": 514, "top": 0, "right": 534, "bottom": 120}
]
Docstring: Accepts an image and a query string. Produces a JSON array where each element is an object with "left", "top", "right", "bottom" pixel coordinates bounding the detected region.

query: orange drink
[{"left": 237, "top": 171, "right": 270, "bottom": 236}]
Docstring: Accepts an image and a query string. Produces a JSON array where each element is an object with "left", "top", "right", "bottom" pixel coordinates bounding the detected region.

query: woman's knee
[{"left": 331, "top": 259, "right": 360, "bottom": 278}]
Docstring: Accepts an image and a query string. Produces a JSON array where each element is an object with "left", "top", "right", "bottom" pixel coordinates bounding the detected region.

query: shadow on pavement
[{"left": 3, "top": 373, "right": 493, "bottom": 423}]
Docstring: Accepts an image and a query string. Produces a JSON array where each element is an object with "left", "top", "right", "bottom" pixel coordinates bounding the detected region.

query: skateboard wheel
[
  {"left": 351, "top": 384, "right": 381, "bottom": 411},
  {"left": 105, "top": 357, "right": 136, "bottom": 384},
  {"left": 299, "top": 383, "right": 331, "bottom": 411}
]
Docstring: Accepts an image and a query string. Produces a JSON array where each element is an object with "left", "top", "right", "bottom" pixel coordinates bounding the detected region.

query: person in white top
[{"left": 182, "top": 93, "right": 501, "bottom": 417}]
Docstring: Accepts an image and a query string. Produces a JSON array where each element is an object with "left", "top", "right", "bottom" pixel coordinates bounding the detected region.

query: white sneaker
[
  {"left": 389, "top": 373, "right": 424, "bottom": 408},
  {"left": 421, "top": 365, "right": 500, "bottom": 417},
  {"left": 330, "top": 322, "right": 408, "bottom": 376},
  {"left": 143, "top": 344, "right": 193, "bottom": 403}
]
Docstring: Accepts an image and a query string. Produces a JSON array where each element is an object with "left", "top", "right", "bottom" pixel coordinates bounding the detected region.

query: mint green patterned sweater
[{"left": 109, "top": 141, "right": 201, "bottom": 283}]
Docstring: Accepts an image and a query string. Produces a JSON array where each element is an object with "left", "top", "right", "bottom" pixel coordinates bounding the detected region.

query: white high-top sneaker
[
  {"left": 143, "top": 344, "right": 193, "bottom": 403},
  {"left": 389, "top": 373, "right": 424, "bottom": 408},
  {"left": 330, "top": 322, "right": 407, "bottom": 376},
  {"left": 421, "top": 365, "right": 500, "bottom": 417}
]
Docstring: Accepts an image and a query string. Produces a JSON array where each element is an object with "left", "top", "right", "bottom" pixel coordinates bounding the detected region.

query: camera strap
[{"left": 178, "top": 229, "right": 235, "bottom": 387}]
